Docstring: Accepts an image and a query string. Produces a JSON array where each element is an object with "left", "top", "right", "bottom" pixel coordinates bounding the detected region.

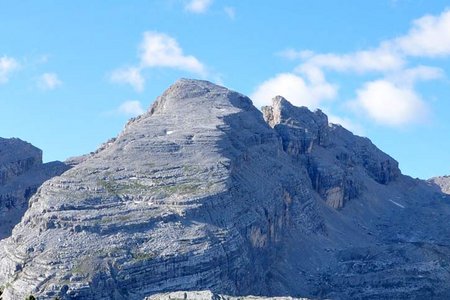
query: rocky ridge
[
  {"left": 262, "top": 96, "right": 400, "bottom": 209},
  {"left": 0, "top": 138, "right": 69, "bottom": 239},
  {"left": 0, "top": 79, "right": 449, "bottom": 300}
]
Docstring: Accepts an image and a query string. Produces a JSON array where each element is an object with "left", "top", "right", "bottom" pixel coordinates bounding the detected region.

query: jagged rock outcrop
[
  {"left": 0, "top": 79, "right": 449, "bottom": 300},
  {"left": 262, "top": 96, "right": 400, "bottom": 209},
  {"left": 429, "top": 175, "right": 450, "bottom": 195},
  {"left": 0, "top": 138, "right": 69, "bottom": 239}
]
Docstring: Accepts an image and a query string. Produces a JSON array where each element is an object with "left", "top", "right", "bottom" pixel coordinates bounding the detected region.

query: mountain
[
  {"left": 0, "top": 138, "right": 69, "bottom": 240},
  {"left": 0, "top": 79, "right": 449, "bottom": 300}
]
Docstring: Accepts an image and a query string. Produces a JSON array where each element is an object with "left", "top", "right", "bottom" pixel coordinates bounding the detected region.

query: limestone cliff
[
  {"left": 262, "top": 96, "right": 400, "bottom": 209},
  {"left": 0, "top": 138, "right": 69, "bottom": 239}
]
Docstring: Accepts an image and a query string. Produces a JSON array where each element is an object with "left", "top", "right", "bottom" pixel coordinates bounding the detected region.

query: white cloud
[
  {"left": 387, "top": 65, "right": 444, "bottom": 86},
  {"left": 273, "top": 10, "right": 450, "bottom": 128},
  {"left": 116, "top": 100, "right": 145, "bottom": 117},
  {"left": 298, "top": 64, "right": 328, "bottom": 84},
  {"left": 110, "top": 67, "right": 145, "bottom": 92},
  {"left": 284, "top": 10, "right": 450, "bottom": 75},
  {"left": 296, "top": 47, "right": 404, "bottom": 74},
  {"left": 110, "top": 31, "right": 209, "bottom": 91},
  {"left": 139, "top": 31, "right": 207, "bottom": 76},
  {"left": 185, "top": 0, "right": 212, "bottom": 14},
  {"left": 37, "top": 73, "right": 62, "bottom": 90},
  {"left": 224, "top": 6, "right": 236, "bottom": 19},
  {"left": 285, "top": 10, "right": 450, "bottom": 76},
  {"left": 250, "top": 73, "right": 337, "bottom": 109},
  {"left": 0, "top": 56, "right": 19, "bottom": 84},
  {"left": 392, "top": 9, "right": 450, "bottom": 57},
  {"left": 351, "top": 80, "right": 429, "bottom": 127}
]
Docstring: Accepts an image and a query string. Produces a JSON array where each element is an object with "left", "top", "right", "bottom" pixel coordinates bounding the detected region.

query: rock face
[
  {"left": 262, "top": 96, "right": 400, "bottom": 209},
  {"left": 145, "top": 290, "right": 309, "bottom": 300},
  {"left": 0, "top": 79, "right": 449, "bottom": 300},
  {"left": 429, "top": 176, "right": 450, "bottom": 194},
  {"left": 0, "top": 138, "right": 69, "bottom": 240}
]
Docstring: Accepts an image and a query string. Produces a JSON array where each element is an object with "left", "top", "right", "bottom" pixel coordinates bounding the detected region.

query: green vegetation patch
[
  {"left": 97, "top": 176, "right": 204, "bottom": 198},
  {"left": 159, "top": 183, "right": 201, "bottom": 195},
  {"left": 132, "top": 251, "right": 155, "bottom": 261},
  {"left": 96, "top": 179, "right": 150, "bottom": 196}
]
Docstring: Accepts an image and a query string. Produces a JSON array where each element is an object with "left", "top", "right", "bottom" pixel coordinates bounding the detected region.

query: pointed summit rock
[
  {"left": 262, "top": 96, "right": 401, "bottom": 208},
  {"left": 262, "top": 95, "right": 328, "bottom": 130},
  {"left": 0, "top": 80, "right": 449, "bottom": 300}
]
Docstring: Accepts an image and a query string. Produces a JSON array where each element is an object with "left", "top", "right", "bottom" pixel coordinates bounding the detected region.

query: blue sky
[{"left": 1, "top": 0, "right": 449, "bottom": 179}]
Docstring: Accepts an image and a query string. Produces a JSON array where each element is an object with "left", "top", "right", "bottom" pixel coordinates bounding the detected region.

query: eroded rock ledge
[{"left": 145, "top": 290, "right": 310, "bottom": 300}]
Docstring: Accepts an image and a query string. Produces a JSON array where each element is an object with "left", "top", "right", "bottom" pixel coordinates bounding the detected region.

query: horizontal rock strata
[{"left": 0, "top": 79, "right": 449, "bottom": 300}]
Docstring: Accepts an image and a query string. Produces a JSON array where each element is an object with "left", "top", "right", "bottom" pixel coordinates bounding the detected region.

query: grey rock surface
[
  {"left": 0, "top": 138, "right": 69, "bottom": 239},
  {"left": 0, "top": 79, "right": 449, "bottom": 300},
  {"left": 429, "top": 175, "right": 450, "bottom": 194},
  {"left": 262, "top": 96, "right": 401, "bottom": 209},
  {"left": 145, "top": 290, "right": 310, "bottom": 300}
]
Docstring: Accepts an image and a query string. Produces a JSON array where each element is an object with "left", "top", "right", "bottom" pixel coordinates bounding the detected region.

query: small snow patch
[{"left": 389, "top": 199, "right": 405, "bottom": 209}]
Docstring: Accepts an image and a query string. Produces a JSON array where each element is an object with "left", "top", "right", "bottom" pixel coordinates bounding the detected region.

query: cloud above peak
[
  {"left": 392, "top": 9, "right": 450, "bottom": 57},
  {"left": 139, "top": 32, "right": 207, "bottom": 76},
  {"left": 283, "top": 9, "right": 450, "bottom": 75},
  {"left": 386, "top": 65, "right": 444, "bottom": 86},
  {"left": 250, "top": 73, "right": 337, "bottom": 110},
  {"left": 296, "top": 47, "right": 405, "bottom": 74},
  {"left": 270, "top": 9, "right": 450, "bottom": 128},
  {"left": 351, "top": 80, "right": 429, "bottom": 127},
  {"left": 110, "top": 31, "right": 208, "bottom": 91}
]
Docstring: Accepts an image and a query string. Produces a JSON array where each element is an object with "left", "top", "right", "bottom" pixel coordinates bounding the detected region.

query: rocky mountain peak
[
  {"left": 0, "top": 79, "right": 449, "bottom": 300},
  {"left": 149, "top": 79, "right": 253, "bottom": 117}
]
